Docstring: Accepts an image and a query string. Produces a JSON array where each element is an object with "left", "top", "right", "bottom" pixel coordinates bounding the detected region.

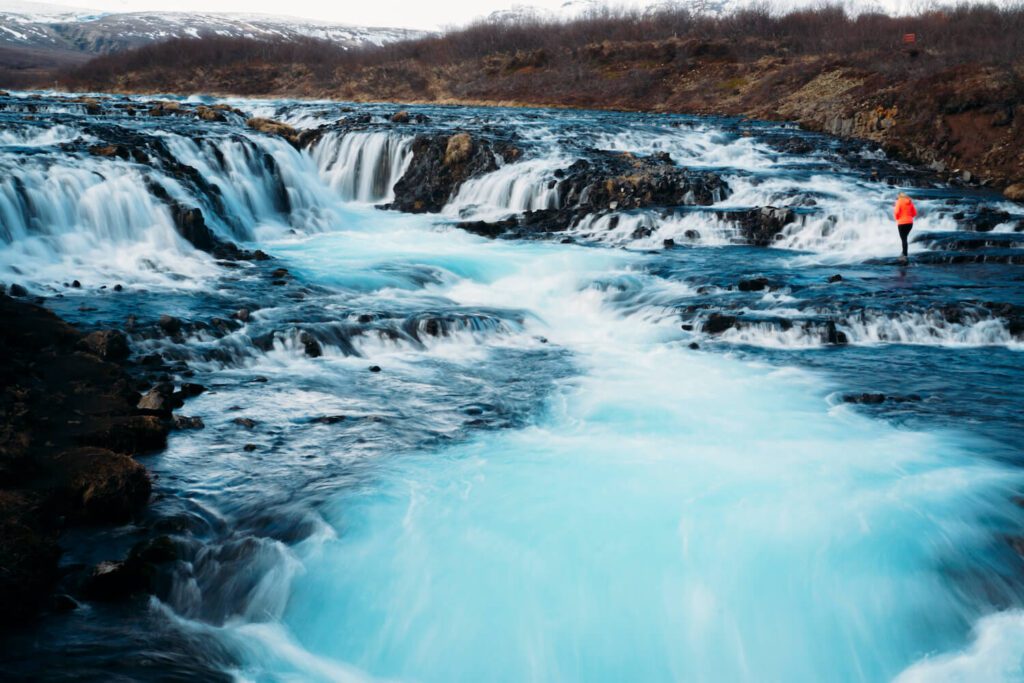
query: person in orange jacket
[{"left": 894, "top": 192, "right": 917, "bottom": 263}]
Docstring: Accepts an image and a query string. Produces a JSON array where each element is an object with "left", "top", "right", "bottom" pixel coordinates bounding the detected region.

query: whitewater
[{"left": 1, "top": 92, "right": 1023, "bottom": 682}]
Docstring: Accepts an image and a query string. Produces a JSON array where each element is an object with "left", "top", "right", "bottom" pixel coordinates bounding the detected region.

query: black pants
[{"left": 898, "top": 223, "right": 913, "bottom": 257}]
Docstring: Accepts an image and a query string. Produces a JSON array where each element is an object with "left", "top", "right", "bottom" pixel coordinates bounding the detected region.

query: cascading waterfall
[
  {"left": 311, "top": 130, "right": 414, "bottom": 203},
  {"left": 444, "top": 156, "right": 564, "bottom": 219},
  {"left": 2, "top": 93, "right": 1023, "bottom": 683}
]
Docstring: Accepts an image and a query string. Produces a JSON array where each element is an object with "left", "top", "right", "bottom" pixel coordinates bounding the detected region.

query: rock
[
  {"left": 172, "top": 415, "right": 205, "bottom": 430},
  {"left": 271, "top": 268, "right": 289, "bottom": 278},
  {"left": 71, "top": 279, "right": 81, "bottom": 288},
  {"left": 300, "top": 332, "right": 323, "bottom": 358},
  {"left": 243, "top": 443, "right": 257, "bottom": 452},
  {"left": 113, "top": 284, "right": 123, "bottom": 292},
  {"left": 312, "top": 415, "right": 347, "bottom": 424},
  {"left": 663, "top": 238, "right": 676, "bottom": 248},
  {"left": 824, "top": 320, "right": 848, "bottom": 345},
  {"left": 177, "top": 383, "right": 206, "bottom": 399},
  {"left": 158, "top": 314, "right": 182, "bottom": 336},
  {"left": 80, "top": 535, "right": 178, "bottom": 601},
  {"left": 79, "top": 330, "right": 130, "bottom": 362},
  {"left": 246, "top": 117, "right": 300, "bottom": 146},
  {"left": 843, "top": 393, "right": 886, "bottom": 404},
  {"left": 388, "top": 132, "right": 508, "bottom": 213},
  {"left": 369, "top": 365, "right": 382, "bottom": 373},
  {"left": 968, "top": 207, "right": 1012, "bottom": 232},
  {"left": 52, "top": 447, "right": 151, "bottom": 523},
  {"left": 235, "top": 308, "right": 251, "bottom": 322},
  {"left": 732, "top": 206, "right": 796, "bottom": 246},
  {"left": 77, "top": 415, "right": 168, "bottom": 455},
  {"left": 828, "top": 274, "right": 843, "bottom": 283},
  {"left": 1004, "top": 184, "right": 1024, "bottom": 202},
  {"left": 688, "top": 342, "right": 700, "bottom": 349},
  {"left": 51, "top": 594, "right": 79, "bottom": 612},
  {"left": 8, "top": 283, "right": 27, "bottom": 297},
  {"left": 137, "top": 383, "right": 175, "bottom": 416},
  {"left": 195, "top": 105, "right": 226, "bottom": 122},
  {"left": 703, "top": 313, "right": 737, "bottom": 335},
  {"left": 390, "top": 110, "right": 411, "bottom": 123},
  {"left": 233, "top": 417, "right": 257, "bottom": 429},
  {"left": 737, "top": 277, "right": 771, "bottom": 292}
]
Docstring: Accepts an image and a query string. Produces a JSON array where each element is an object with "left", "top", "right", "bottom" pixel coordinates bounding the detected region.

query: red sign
[{"left": 903, "top": 33, "right": 917, "bottom": 44}]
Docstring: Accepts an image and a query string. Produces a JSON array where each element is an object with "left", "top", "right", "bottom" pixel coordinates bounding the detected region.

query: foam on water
[{"left": 201, "top": 222, "right": 1024, "bottom": 683}]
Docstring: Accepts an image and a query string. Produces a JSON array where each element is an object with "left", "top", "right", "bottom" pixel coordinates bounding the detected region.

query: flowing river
[{"left": 1, "top": 92, "right": 1024, "bottom": 682}]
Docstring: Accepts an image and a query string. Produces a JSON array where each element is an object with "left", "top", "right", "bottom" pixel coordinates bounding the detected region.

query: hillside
[
  {"left": 29, "top": 4, "right": 1024, "bottom": 195},
  {"left": 0, "top": 2, "right": 426, "bottom": 86}
]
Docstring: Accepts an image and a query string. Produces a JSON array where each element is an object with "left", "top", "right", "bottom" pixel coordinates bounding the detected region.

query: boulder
[
  {"left": 8, "top": 283, "right": 27, "bottom": 297},
  {"left": 157, "top": 314, "right": 182, "bottom": 336},
  {"left": 173, "top": 415, "right": 205, "bottom": 430},
  {"left": 79, "top": 330, "right": 130, "bottom": 362},
  {"left": 737, "top": 277, "right": 771, "bottom": 292},
  {"left": 233, "top": 417, "right": 257, "bottom": 429},
  {"left": 246, "top": 118, "right": 300, "bottom": 146},
  {"left": 300, "top": 331, "right": 323, "bottom": 358},
  {"left": 1005, "top": 184, "right": 1024, "bottom": 202},
  {"left": 732, "top": 207, "right": 796, "bottom": 246},
  {"left": 52, "top": 447, "right": 151, "bottom": 523},
  {"left": 703, "top": 313, "right": 738, "bottom": 335},
  {"left": 137, "top": 383, "right": 175, "bottom": 416},
  {"left": 390, "top": 110, "right": 411, "bottom": 123}
]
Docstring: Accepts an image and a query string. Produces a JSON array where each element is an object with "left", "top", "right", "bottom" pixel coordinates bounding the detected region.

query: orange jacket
[{"left": 894, "top": 196, "right": 917, "bottom": 225}]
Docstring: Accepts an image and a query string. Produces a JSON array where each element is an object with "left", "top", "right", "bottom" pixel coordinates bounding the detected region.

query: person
[{"left": 893, "top": 192, "right": 917, "bottom": 263}]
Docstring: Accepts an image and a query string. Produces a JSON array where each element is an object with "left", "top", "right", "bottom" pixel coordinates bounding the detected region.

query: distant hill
[{"left": 0, "top": 2, "right": 426, "bottom": 84}]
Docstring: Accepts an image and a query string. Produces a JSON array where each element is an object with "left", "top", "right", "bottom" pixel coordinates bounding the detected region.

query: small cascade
[
  {"left": 444, "top": 157, "right": 564, "bottom": 219},
  {"left": 311, "top": 131, "right": 413, "bottom": 203}
]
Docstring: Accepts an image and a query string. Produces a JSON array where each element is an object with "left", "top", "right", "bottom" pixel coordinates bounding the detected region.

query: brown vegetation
[{"left": 38, "top": 3, "right": 1024, "bottom": 189}]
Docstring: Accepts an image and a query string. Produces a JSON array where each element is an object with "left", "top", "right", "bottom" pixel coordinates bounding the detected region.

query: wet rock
[
  {"left": 172, "top": 415, "right": 205, "bottom": 430},
  {"left": 79, "top": 330, "right": 130, "bottom": 362},
  {"left": 703, "top": 313, "right": 738, "bottom": 335},
  {"left": 824, "top": 320, "right": 848, "bottom": 345},
  {"left": 137, "top": 383, "right": 175, "bottom": 416},
  {"left": 663, "top": 238, "right": 676, "bottom": 248},
  {"left": 113, "top": 284, "right": 123, "bottom": 292},
  {"left": 71, "top": 280, "right": 81, "bottom": 288},
  {"left": 312, "top": 415, "right": 347, "bottom": 424},
  {"left": 271, "top": 267, "right": 289, "bottom": 279},
  {"left": 243, "top": 443, "right": 258, "bottom": 452},
  {"left": 234, "top": 308, "right": 251, "bottom": 322},
  {"left": 52, "top": 447, "right": 151, "bottom": 523},
  {"left": 389, "top": 132, "right": 517, "bottom": 213},
  {"left": 828, "top": 274, "right": 843, "bottom": 283},
  {"left": 158, "top": 314, "right": 182, "bottom": 336},
  {"left": 732, "top": 206, "right": 796, "bottom": 246},
  {"left": 843, "top": 393, "right": 886, "bottom": 404},
  {"left": 80, "top": 535, "right": 179, "bottom": 601},
  {"left": 300, "top": 331, "right": 323, "bottom": 358},
  {"left": 233, "top": 417, "right": 257, "bottom": 429},
  {"left": 8, "top": 283, "right": 27, "bottom": 297},
  {"left": 1005, "top": 184, "right": 1024, "bottom": 202},
  {"left": 246, "top": 117, "right": 300, "bottom": 146},
  {"left": 688, "top": 342, "right": 700, "bottom": 349},
  {"left": 77, "top": 415, "right": 168, "bottom": 455},
  {"left": 390, "top": 110, "right": 410, "bottom": 123},
  {"left": 966, "top": 206, "right": 1012, "bottom": 233},
  {"left": 176, "top": 382, "right": 206, "bottom": 399},
  {"left": 369, "top": 365, "right": 382, "bottom": 373},
  {"left": 737, "top": 277, "right": 771, "bottom": 292}
]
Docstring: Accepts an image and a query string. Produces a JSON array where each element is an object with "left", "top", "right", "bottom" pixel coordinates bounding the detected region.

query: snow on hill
[{"left": 0, "top": 2, "right": 427, "bottom": 55}]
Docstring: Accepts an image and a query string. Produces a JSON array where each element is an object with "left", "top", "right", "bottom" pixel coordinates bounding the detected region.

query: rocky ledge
[{"left": 0, "top": 294, "right": 185, "bottom": 626}]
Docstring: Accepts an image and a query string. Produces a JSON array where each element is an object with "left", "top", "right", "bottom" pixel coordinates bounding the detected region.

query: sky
[
  {"left": 3, "top": 0, "right": 617, "bottom": 29},
  {"left": 1, "top": 0, "right": 1006, "bottom": 30}
]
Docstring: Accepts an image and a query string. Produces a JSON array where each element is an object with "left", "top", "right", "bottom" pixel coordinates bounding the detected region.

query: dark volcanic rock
[
  {"left": 737, "top": 277, "right": 771, "bottom": 292},
  {"left": 703, "top": 313, "right": 738, "bottom": 335},
  {"left": 731, "top": 207, "right": 796, "bottom": 246},
  {"left": 0, "top": 294, "right": 174, "bottom": 626},
  {"left": 389, "top": 132, "right": 513, "bottom": 213},
  {"left": 79, "top": 329, "right": 130, "bottom": 362}
]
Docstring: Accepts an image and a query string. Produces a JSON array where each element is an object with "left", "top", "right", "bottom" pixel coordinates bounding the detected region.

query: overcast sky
[
  {"left": 8, "top": 0, "right": 626, "bottom": 29},
  {"left": 4, "top": 0, "right": 1000, "bottom": 30}
]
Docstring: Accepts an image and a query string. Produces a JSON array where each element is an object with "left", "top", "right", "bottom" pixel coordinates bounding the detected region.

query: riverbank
[{"left": 0, "top": 291, "right": 196, "bottom": 625}]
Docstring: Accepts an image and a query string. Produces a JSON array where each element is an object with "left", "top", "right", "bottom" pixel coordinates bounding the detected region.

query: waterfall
[
  {"left": 444, "top": 157, "right": 564, "bottom": 219},
  {"left": 311, "top": 131, "right": 413, "bottom": 203}
]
